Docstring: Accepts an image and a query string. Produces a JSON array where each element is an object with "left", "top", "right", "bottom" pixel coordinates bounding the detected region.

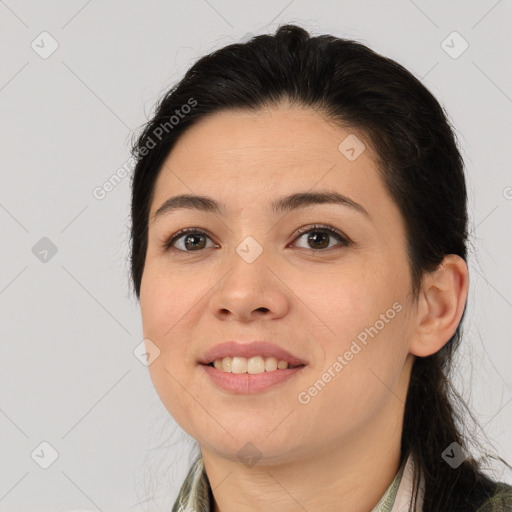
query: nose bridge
[
  {"left": 223, "top": 207, "right": 273, "bottom": 262},
  {"left": 215, "top": 207, "right": 283, "bottom": 282},
  {"left": 219, "top": 234, "right": 270, "bottom": 294},
  {"left": 234, "top": 233, "right": 266, "bottom": 266},
  {"left": 213, "top": 233, "right": 275, "bottom": 302}
]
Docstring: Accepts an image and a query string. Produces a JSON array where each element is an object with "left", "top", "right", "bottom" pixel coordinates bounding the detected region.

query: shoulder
[{"left": 476, "top": 482, "right": 512, "bottom": 512}]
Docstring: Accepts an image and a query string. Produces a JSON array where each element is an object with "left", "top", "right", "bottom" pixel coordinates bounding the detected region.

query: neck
[{"left": 201, "top": 398, "right": 406, "bottom": 512}]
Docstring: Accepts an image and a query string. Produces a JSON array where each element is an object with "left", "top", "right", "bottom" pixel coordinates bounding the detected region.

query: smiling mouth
[{"left": 203, "top": 356, "right": 305, "bottom": 374}]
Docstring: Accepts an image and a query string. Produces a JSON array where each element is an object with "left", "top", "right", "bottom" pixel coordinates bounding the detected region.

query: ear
[{"left": 409, "top": 254, "right": 469, "bottom": 357}]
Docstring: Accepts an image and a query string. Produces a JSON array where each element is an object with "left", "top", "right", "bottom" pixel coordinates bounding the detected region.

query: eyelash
[{"left": 162, "top": 224, "right": 351, "bottom": 256}]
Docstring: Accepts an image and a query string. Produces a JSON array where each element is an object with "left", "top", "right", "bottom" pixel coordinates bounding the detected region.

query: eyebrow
[{"left": 151, "top": 190, "right": 370, "bottom": 224}]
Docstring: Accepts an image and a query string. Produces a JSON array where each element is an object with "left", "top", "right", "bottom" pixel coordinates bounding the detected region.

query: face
[{"left": 139, "top": 104, "right": 418, "bottom": 465}]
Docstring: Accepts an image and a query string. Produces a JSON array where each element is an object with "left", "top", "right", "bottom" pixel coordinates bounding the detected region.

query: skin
[{"left": 139, "top": 103, "right": 469, "bottom": 512}]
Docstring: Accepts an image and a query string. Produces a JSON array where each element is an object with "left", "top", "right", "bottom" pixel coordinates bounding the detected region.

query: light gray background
[{"left": 1, "top": 1, "right": 511, "bottom": 510}]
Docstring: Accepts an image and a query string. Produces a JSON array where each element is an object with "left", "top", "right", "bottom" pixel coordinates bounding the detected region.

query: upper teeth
[{"left": 212, "top": 356, "right": 295, "bottom": 374}]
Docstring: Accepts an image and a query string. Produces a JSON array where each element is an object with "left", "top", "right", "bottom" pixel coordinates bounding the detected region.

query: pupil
[
  {"left": 309, "top": 231, "right": 329, "bottom": 249},
  {"left": 185, "top": 233, "right": 206, "bottom": 250}
]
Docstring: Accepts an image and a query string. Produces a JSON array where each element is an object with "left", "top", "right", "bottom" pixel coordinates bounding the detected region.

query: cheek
[
  {"left": 298, "top": 311, "right": 408, "bottom": 437},
  {"left": 139, "top": 263, "right": 204, "bottom": 399},
  {"left": 139, "top": 264, "right": 190, "bottom": 339},
  {"left": 306, "top": 264, "right": 408, "bottom": 382},
  {"left": 140, "top": 276, "right": 199, "bottom": 429},
  {"left": 303, "top": 267, "right": 381, "bottom": 338}
]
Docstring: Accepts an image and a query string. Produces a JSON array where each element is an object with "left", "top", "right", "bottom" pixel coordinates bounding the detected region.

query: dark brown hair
[{"left": 129, "top": 23, "right": 510, "bottom": 511}]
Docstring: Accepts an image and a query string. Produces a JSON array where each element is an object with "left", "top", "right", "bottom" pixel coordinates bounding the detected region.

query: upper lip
[{"left": 198, "top": 341, "right": 308, "bottom": 367}]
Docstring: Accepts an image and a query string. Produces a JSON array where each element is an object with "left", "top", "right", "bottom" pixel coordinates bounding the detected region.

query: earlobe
[{"left": 409, "top": 254, "right": 469, "bottom": 358}]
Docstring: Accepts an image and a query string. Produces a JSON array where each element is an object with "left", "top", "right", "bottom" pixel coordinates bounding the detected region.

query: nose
[{"left": 207, "top": 249, "right": 290, "bottom": 323}]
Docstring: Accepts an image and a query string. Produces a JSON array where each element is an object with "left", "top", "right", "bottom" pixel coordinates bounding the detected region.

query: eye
[
  {"left": 289, "top": 224, "right": 350, "bottom": 254},
  {"left": 162, "top": 224, "right": 350, "bottom": 254},
  {"left": 163, "top": 228, "right": 219, "bottom": 253}
]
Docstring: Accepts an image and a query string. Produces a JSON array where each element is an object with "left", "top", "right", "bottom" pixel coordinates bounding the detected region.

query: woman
[{"left": 129, "top": 24, "right": 512, "bottom": 511}]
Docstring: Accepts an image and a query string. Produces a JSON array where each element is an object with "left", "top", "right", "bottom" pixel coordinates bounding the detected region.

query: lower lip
[{"left": 199, "top": 364, "right": 306, "bottom": 394}]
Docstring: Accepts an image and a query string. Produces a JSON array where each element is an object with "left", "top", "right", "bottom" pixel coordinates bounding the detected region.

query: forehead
[
  {"left": 148, "top": 106, "right": 403, "bottom": 237},
  {"left": 167, "top": 106, "right": 357, "bottom": 163}
]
